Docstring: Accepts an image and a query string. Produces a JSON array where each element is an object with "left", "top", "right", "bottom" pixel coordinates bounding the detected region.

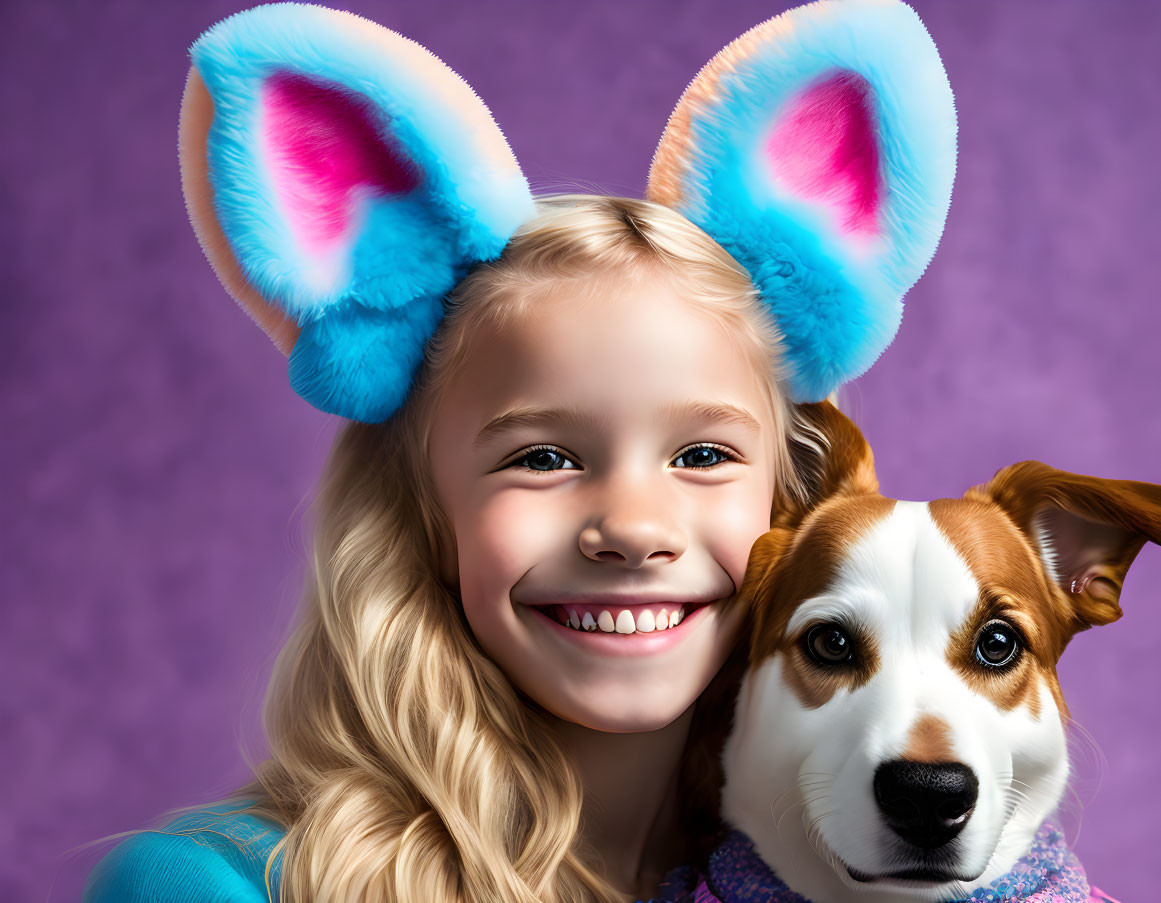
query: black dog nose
[{"left": 873, "top": 761, "right": 979, "bottom": 849}]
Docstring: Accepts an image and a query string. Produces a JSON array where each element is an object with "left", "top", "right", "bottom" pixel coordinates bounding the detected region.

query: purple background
[{"left": 3, "top": 1, "right": 1158, "bottom": 900}]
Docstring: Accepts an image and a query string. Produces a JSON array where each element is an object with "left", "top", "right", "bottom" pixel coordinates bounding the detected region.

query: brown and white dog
[{"left": 718, "top": 402, "right": 1159, "bottom": 902}]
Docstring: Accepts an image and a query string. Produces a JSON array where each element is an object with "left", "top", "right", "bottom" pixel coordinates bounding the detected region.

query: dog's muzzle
[{"left": 873, "top": 760, "right": 979, "bottom": 849}]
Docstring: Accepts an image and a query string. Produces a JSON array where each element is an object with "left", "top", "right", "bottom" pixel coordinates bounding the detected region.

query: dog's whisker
[
  {"left": 802, "top": 807, "right": 846, "bottom": 881},
  {"left": 996, "top": 772, "right": 1044, "bottom": 824},
  {"left": 1062, "top": 714, "right": 1107, "bottom": 775},
  {"left": 792, "top": 792, "right": 832, "bottom": 828},
  {"left": 773, "top": 797, "right": 807, "bottom": 833},
  {"left": 772, "top": 786, "right": 831, "bottom": 835},
  {"left": 766, "top": 774, "right": 835, "bottom": 835},
  {"left": 1055, "top": 782, "right": 1088, "bottom": 844},
  {"left": 803, "top": 809, "right": 839, "bottom": 846},
  {"left": 794, "top": 781, "right": 831, "bottom": 795},
  {"left": 1060, "top": 715, "right": 1107, "bottom": 843},
  {"left": 1001, "top": 781, "right": 1032, "bottom": 805},
  {"left": 769, "top": 788, "right": 804, "bottom": 829}
]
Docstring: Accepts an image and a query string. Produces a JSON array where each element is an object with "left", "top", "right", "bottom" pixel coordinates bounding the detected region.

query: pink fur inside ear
[
  {"left": 765, "top": 72, "right": 881, "bottom": 236},
  {"left": 262, "top": 71, "right": 420, "bottom": 256}
]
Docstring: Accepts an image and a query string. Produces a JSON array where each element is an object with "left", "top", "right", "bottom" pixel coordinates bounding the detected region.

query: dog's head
[{"left": 722, "top": 402, "right": 1160, "bottom": 902}]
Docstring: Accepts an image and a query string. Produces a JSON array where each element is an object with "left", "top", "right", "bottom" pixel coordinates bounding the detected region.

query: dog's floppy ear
[
  {"left": 738, "top": 526, "right": 799, "bottom": 613},
  {"left": 747, "top": 400, "right": 876, "bottom": 603},
  {"left": 179, "top": 4, "right": 533, "bottom": 422},
  {"left": 794, "top": 400, "right": 879, "bottom": 508},
  {"left": 740, "top": 402, "right": 878, "bottom": 645},
  {"left": 766, "top": 399, "right": 880, "bottom": 532},
  {"left": 973, "top": 462, "right": 1161, "bottom": 629}
]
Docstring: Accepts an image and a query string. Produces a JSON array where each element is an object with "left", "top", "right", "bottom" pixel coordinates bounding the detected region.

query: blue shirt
[
  {"left": 83, "top": 800, "right": 284, "bottom": 902},
  {"left": 84, "top": 799, "right": 686, "bottom": 902}
]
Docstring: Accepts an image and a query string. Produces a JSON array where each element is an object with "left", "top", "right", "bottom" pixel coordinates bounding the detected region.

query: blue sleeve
[{"left": 83, "top": 802, "right": 284, "bottom": 903}]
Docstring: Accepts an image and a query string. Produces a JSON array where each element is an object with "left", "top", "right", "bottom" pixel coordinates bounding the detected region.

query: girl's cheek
[
  {"left": 702, "top": 480, "right": 777, "bottom": 589},
  {"left": 459, "top": 488, "right": 571, "bottom": 593}
]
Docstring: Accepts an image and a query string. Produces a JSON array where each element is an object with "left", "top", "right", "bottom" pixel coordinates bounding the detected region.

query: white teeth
[{"left": 558, "top": 605, "right": 689, "bottom": 634}]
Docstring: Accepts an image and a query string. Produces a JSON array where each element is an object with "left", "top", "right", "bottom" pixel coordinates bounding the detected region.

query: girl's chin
[{"left": 539, "top": 692, "right": 696, "bottom": 734}]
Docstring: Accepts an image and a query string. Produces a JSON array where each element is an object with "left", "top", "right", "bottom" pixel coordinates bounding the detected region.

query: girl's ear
[
  {"left": 647, "top": 0, "right": 956, "bottom": 403},
  {"left": 179, "top": 4, "right": 533, "bottom": 422}
]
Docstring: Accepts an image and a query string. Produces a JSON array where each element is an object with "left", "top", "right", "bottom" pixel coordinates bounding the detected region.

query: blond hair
[{"left": 229, "top": 195, "right": 825, "bottom": 902}]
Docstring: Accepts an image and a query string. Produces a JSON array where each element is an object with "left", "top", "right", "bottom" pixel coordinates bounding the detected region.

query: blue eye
[
  {"left": 510, "top": 446, "right": 579, "bottom": 472},
  {"left": 673, "top": 444, "right": 734, "bottom": 468}
]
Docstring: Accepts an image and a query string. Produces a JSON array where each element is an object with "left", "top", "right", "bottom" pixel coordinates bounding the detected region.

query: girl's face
[{"left": 429, "top": 269, "right": 779, "bottom": 732}]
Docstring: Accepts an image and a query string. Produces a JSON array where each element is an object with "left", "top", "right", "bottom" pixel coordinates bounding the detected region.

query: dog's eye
[
  {"left": 805, "top": 623, "right": 854, "bottom": 665},
  {"left": 974, "top": 620, "right": 1021, "bottom": 668}
]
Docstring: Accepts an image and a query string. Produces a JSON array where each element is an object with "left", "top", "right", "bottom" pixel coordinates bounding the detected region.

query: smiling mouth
[{"left": 534, "top": 600, "right": 713, "bottom": 635}]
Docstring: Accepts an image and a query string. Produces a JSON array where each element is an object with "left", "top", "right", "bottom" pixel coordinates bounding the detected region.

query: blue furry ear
[
  {"left": 179, "top": 3, "right": 534, "bottom": 422},
  {"left": 647, "top": 0, "right": 956, "bottom": 402}
]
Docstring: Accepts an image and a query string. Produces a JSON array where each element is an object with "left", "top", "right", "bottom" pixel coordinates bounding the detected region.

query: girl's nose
[{"left": 578, "top": 488, "right": 688, "bottom": 568}]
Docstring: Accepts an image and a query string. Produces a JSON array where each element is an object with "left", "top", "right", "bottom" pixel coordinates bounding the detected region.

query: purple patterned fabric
[{"left": 647, "top": 823, "right": 1120, "bottom": 903}]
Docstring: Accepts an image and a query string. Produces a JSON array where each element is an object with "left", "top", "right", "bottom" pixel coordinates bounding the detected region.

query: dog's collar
[{"left": 648, "top": 822, "right": 1100, "bottom": 903}]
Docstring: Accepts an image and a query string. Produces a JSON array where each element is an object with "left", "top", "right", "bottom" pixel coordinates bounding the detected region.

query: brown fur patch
[
  {"left": 746, "top": 495, "right": 895, "bottom": 709},
  {"left": 779, "top": 621, "right": 882, "bottom": 710},
  {"left": 793, "top": 402, "right": 880, "bottom": 503},
  {"left": 901, "top": 714, "right": 955, "bottom": 763},
  {"left": 929, "top": 498, "right": 1066, "bottom": 718},
  {"left": 973, "top": 461, "right": 1161, "bottom": 630}
]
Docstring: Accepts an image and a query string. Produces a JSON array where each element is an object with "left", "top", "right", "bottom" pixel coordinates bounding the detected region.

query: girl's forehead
[
  {"left": 450, "top": 275, "right": 773, "bottom": 413},
  {"left": 495, "top": 272, "right": 745, "bottom": 359}
]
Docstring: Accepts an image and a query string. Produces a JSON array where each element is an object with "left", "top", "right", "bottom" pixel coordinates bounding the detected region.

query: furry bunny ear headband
[{"left": 179, "top": 0, "right": 955, "bottom": 422}]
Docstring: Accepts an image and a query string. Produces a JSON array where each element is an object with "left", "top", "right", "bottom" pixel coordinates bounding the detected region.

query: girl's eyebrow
[
  {"left": 665, "top": 400, "right": 762, "bottom": 434},
  {"left": 473, "top": 405, "right": 601, "bottom": 448},
  {"left": 472, "top": 401, "right": 760, "bottom": 449}
]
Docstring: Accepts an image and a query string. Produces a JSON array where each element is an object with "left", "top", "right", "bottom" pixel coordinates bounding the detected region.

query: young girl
[{"left": 83, "top": 1, "right": 954, "bottom": 900}]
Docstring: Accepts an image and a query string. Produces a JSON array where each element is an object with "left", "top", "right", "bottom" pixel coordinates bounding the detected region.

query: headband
[{"left": 179, "top": 0, "right": 956, "bottom": 422}]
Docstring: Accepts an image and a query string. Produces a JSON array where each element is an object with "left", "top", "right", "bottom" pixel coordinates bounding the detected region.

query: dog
[{"left": 698, "top": 402, "right": 1153, "bottom": 903}]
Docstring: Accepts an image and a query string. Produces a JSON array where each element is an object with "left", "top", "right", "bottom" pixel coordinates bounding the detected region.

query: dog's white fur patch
[{"left": 722, "top": 502, "right": 1069, "bottom": 903}]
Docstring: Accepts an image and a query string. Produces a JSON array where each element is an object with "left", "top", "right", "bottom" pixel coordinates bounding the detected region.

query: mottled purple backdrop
[{"left": 3, "top": 1, "right": 1159, "bottom": 900}]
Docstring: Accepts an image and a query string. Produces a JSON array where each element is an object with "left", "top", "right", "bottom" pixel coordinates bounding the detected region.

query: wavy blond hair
[{"left": 225, "top": 195, "right": 826, "bottom": 902}]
